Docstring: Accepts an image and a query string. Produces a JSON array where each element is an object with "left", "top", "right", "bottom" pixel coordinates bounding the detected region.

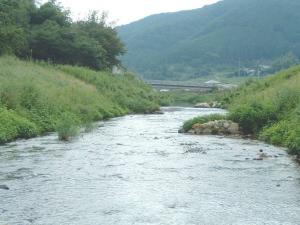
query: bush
[
  {"left": 56, "top": 113, "right": 80, "bottom": 141},
  {"left": 229, "top": 102, "right": 277, "bottom": 134},
  {"left": 260, "top": 115, "right": 300, "bottom": 155},
  {"left": 0, "top": 108, "right": 39, "bottom": 143}
]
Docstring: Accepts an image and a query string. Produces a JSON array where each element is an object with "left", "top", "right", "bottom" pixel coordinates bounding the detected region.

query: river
[{"left": 0, "top": 107, "right": 299, "bottom": 225}]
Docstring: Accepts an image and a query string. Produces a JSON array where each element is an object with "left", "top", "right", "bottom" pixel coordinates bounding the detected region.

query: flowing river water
[{"left": 0, "top": 107, "right": 300, "bottom": 225}]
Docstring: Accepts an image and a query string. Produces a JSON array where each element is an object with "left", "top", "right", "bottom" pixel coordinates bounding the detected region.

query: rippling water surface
[{"left": 0, "top": 107, "right": 300, "bottom": 225}]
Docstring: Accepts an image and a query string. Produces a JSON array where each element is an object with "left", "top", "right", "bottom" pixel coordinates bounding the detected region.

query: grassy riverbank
[
  {"left": 183, "top": 66, "right": 300, "bottom": 156},
  {"left": 0, "top": 56, "right": 162, "bottom": 143}
]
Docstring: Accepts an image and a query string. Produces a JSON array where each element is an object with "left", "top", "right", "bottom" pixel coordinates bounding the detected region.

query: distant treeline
[{"left": 0, "top": 0, "right": 125, "bottom": 70}]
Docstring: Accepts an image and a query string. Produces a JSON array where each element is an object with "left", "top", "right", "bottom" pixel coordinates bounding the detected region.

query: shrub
[
  {"left": 0, "top": 108, "right": 39, "bottom": 143},
  {"left": 56, "top": 113, "right": 80, "bottom": 141},
  {"left": 260, "top": 119, "right": 300, "bottom": 156},
  {"left": 229, "top": 102, "right": 277, "bottom": 134}
]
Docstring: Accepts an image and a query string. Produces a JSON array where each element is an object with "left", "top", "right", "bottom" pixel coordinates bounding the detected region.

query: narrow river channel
[{"left": 0, "top": 107, "right": 299, "bottom": 225}]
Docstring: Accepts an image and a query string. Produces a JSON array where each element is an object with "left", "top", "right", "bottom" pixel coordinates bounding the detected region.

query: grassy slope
[
  {"left": 0, "top": 56, "right": 161, "bottom": 143},
  {"left": 183, "top": 66, "right": 300, "bottom": 155}
]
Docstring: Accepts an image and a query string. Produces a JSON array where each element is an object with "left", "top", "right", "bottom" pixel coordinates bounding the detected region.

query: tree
[
  {"left": 0, "top": 0, "right": 34, "bottom": 55},
  {"left": 0, "top": 0, "right": 125, "bottom": 70},
  {"left": 75, "top": 11, "right": 126, "bottom": 69}
]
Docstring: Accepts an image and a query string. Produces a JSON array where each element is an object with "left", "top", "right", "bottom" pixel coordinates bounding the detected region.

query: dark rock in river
[{"left": 0, "top": 185, "right": 9, "bottom": 190}]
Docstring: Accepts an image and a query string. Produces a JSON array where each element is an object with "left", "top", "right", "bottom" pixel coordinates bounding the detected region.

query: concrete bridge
[{"left": 145, "top": 80, "right": 214, "bottom": 92}]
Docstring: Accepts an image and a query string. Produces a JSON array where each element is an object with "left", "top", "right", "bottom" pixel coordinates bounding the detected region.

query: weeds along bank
[
  {"left": 183, "top": 66, "right": 300, "bottom": 156},
  {"left": 0, "top": 56, "right": 162, "bottom": 143}
]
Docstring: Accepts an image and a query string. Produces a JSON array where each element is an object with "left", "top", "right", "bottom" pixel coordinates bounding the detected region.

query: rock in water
[
  {"left": 0, "top": 185, "right": 9, "bottom": 190},
  {"left": 189, "top": 120, "right": 240, "bottom": 135},
  {"left": 194, "top": 101, "right": 222, "bottom": 108}
]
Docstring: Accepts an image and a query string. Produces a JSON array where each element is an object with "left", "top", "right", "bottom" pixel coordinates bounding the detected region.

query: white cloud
[{"left": 49, "top": 0, "right": 219, "bottom": 25}]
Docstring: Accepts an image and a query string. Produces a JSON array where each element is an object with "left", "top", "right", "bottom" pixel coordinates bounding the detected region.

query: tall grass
[
  {"left": 0, "top": 56, "right": 161, "bottom": 142},
  {"left": 182, "top": 66, "right": 300, "bottom": 155},
  {"left": 222, "top": 67, "right": 300, "bottom": 155}
]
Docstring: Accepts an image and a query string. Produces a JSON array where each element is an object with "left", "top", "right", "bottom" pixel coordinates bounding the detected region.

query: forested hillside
[{"left": 118, "top": 0, "right": 300, "bottom": 80}]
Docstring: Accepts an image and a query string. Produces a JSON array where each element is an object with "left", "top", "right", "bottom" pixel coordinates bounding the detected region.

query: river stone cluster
[
  {"left": 194, "top": 102, "right": 222, "bottom": 108},
  {"left": 188, "top": 120, "right": 240, "bottom": 135}
]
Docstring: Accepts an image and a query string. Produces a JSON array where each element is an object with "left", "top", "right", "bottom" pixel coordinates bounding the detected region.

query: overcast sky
[{"left": 48, "top": 0, "right": 219, "bottom": 25}]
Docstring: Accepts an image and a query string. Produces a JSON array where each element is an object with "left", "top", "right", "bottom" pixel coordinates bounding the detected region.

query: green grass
[
  {"left": 226, "top": 68, "right": 300, "bottom": 155},
  {"left": 0, "top": 56, "right": 161, "bottom": 143},
  {"left": 182, "top": 65, "right": 300, "bottom": 156}
]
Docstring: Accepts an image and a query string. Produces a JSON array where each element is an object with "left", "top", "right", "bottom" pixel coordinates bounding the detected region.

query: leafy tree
[
  {"left": 0, "top": 0, "right": 125, "bottom": 70},
  {"left": 0, "top": 0, "right": 34, "bottom": 55},
  {"left": 75, "top": 11, "right": 125, "bottom": 69},
  {"left": 30, "top": 0, "right": 70, "bottom": 26}
]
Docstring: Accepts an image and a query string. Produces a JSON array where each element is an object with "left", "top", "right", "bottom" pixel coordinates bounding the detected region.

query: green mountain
[{"left": 118, "top": 0, "right": 300, "bottom": 80}]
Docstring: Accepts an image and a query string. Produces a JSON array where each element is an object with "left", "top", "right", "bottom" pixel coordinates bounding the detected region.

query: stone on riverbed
[
  {"left": 188, "top": 120, "right": 240, "bottom": 135},
  {"left": 194, "top": 102, "right": 211, "bottom": 108},
  {"left": 0, "top": 185, "right": 9, "bottom": 190}
]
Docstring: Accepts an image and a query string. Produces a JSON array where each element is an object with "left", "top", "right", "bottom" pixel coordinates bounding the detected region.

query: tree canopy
[{"left": 0, "top": 0, "right": 125, "bottom": 70}]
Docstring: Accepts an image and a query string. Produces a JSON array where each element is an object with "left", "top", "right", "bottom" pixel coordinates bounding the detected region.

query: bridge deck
[{"left": 145, "top": 80, "right": 214, "bottom": 92}]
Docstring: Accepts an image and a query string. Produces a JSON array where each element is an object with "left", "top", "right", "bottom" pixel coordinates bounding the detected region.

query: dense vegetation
[
  {"left": 0, "top": 0, "right": 124, "bottom": 70},
  {"left": 183, "top": 67, "right": 300, "bottom": 156},
  {"left": 0, "top": 56, "right": 161, "bottom": 143},
  {"left": 118, "top": 0, "right": 300, "bottom": 80},
  {"left": 0, "top": 0, "right": 164, "bottom": 143}
]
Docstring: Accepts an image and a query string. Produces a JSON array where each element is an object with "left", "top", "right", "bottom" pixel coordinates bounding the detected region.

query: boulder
[
  {"left": 211, "top": 101, "right": 222, "bottom": 108},
  {"left": 194, "top": 101, "right": 222, "bottom": 108},
  {"left": 0, "top": 185, "right": 9, "bottom": 190},
  {"left": 227, "top": 123, "right": 239, "bottom": 134},
  {"left": 189, "top": 120, "right": 240, "bottom": 135}
]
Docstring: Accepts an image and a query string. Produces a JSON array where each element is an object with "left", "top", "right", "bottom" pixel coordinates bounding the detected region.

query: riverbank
[
  {"left": 181, "top": 66, "right": 300, "bottom": 156},
  {"left": 0, "top": 56, "right": 163, "bottom": 143}
]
